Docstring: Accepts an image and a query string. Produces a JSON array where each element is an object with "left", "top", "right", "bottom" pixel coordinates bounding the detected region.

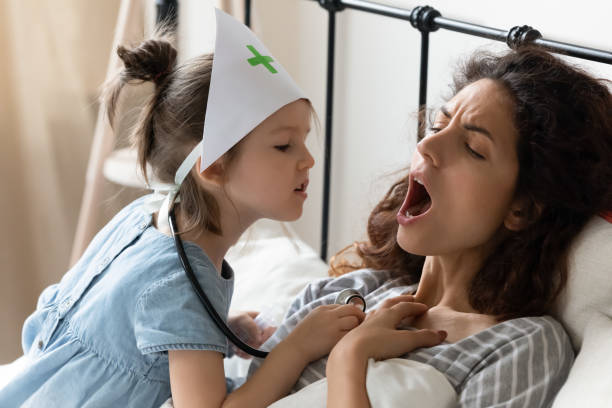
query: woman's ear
[
  {"left": 504, "top": 196, "right": 542, "bottom": 231},
  {"left": 194, "top": 157, "right": 225, "bottom": 188}
]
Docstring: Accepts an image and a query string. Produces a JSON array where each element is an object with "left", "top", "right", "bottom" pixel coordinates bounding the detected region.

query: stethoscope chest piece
[{"left": 335, "top": 289, "right": 366, "bottom": 312}]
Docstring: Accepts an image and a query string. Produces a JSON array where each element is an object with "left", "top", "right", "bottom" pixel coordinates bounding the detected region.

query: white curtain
[{"left": 0, "top": 0, "right": 124, "bottom": 362}]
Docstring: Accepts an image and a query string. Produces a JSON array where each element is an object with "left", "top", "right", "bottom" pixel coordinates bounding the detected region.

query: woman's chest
[{"left": 410, "top": 308, "right": 498, "bottom": 343}]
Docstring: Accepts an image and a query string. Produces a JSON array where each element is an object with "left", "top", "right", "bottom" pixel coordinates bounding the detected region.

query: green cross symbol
[{"left": 246, "top": 45, "right": 278, "bottom": 74}]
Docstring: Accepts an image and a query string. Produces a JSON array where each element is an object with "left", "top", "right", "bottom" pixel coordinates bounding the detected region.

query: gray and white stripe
[{"left": 247, "top": 269, "right": 574, "bottom": 408}]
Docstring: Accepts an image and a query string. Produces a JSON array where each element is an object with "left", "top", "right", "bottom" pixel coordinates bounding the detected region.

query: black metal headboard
[{"left": 239, "top": 0, "right": 612, "bottom": 260}]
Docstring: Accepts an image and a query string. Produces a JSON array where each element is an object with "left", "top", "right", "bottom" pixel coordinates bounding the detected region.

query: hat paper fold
[{"left": 200, "top": 8, "right": 306, "bottom": 171}]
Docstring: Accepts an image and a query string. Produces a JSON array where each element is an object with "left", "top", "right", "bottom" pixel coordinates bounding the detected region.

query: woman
[{"left": 247, "top": 46, "right": 612, "bottom": 407}]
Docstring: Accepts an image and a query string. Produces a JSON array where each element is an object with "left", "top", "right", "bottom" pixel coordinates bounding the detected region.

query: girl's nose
[{"left": 299, "top": 145, "right": 315, "bottom": 170}]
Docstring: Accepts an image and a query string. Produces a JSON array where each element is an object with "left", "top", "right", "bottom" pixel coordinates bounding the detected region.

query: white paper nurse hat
[
  {"left": 198, "top": 8, "right": 306, "bottom": 171},
  {"left": 147, "top": 8, "right": 307, "bottom": 221}
]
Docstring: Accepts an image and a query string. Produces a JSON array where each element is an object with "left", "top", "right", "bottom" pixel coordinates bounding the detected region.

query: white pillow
[
  {"left": 224, "top": 219, "right": 328, "bottom": 378},
  {"left": 553, "top": 216, "right": 612, "bottom": 350},
  {"left": 552, "top": 312, "right": 612, "bottom": 408},
  {"left": 227, "top": 219, "right": 328, "bottom": 321}
]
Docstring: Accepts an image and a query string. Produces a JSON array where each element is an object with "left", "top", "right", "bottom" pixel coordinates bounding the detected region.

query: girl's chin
[{"left": 277, "top": 209, "right": 302, "bottom": 222}]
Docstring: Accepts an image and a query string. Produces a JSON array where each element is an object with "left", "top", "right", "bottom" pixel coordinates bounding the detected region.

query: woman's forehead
[
  {"left": 446, "top": 79, "right": 517, "bottom": 144},
  {"left": 449, "top": 79, "right": 513, "bottom": 114}
]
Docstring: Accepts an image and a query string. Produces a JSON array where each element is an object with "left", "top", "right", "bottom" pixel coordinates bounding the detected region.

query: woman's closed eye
[
  {"left": 427, "top": 126, "right": 442, "bottom": 135},
  {"left": 428, "top": 126, "right": 486, "bottom": 160},
  {"left": 464, "top": 143, "right": 485, "bottom": 160}
]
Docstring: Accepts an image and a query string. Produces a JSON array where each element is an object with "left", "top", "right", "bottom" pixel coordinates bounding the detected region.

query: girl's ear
[
  {"left": 194, "top": 157, "right": 225, "bottom": 188},
  {"left": 504, "top": 196, "right": 542, "bottom": 231}
]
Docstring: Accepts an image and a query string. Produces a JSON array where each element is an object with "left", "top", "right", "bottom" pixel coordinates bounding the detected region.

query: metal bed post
[
  {"left": 245, "top": 0, "right": 251, "bottom": 28},
  {"left": 318, "top": 0, "right": 344, "bottom": 261},
  {"left": 409, "top": 6, "right": 440, "bottom": 140}
]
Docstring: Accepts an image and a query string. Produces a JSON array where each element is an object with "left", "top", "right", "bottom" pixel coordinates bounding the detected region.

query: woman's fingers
[
  {"left": 388, "top": 301, "right": 429, "bottom": 322},
  {"left": 379, "top": 295, "right": 417, "bottom": 309},
  {"left": 403, "top": 329, "right": 447, "bottom": 349}
]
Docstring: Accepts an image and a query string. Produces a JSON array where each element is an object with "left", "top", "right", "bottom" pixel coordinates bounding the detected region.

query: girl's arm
[
  {"left": 169, "top": 341, "right": 308, "bottom": 408},
  {"left": 170, "top": 303, "right": 365, "bottom": 408},
  {"left": 326, "top": 295, "right": 445, "bottom": 408}
]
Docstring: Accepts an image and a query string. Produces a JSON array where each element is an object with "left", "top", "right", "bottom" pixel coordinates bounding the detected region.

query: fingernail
[{"left": 438, "top": 330, "right": 447, "bottom": 341}]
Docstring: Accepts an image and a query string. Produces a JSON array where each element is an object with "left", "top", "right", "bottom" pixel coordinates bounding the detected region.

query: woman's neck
[{"left": 414, "top": 248, "right": 488, "bottom": 313}]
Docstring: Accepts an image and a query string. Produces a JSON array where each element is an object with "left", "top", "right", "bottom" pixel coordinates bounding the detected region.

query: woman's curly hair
[{"left": 330, "top": 46, "right": 612, "bottom": 320}]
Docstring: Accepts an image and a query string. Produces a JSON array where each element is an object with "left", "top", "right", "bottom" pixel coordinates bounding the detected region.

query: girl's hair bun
[{"left": 116, "top": 37, "right": 177, "bottom": 85}]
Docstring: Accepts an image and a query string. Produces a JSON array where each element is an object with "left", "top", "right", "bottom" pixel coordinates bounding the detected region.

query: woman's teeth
[
  {"left": 405, "top": 176, "right": 431, "bottom": 217},
  {"left": 405, "top": 198, "right": 431, "bottom": 217}
]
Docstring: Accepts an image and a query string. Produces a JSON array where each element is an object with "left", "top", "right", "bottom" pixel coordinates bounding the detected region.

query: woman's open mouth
[{"left": 397, "top": 173, "right": 432, "bottom": 225}]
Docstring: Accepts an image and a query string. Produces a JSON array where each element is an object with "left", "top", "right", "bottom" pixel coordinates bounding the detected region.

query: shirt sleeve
[
  {"left": 458, "top": 318, "right": 574, "bottom": 408},
  {"left": 133, "top": 265, "right": 232, "bottom": 355}
]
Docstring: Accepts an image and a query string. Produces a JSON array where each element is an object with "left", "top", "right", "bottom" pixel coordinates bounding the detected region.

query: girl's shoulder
[{"left": 80, "top": 195, "right": 154, "bottom": 254}]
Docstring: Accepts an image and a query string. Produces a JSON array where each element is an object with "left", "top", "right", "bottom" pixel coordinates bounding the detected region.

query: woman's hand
[
  {"left": 283, "top": 304, "right": 366, "bottom": 364},
  {"left": 227, "top": 311, "right": 276, "bottom": 359},
  {"left": 325, "top": 296, "right": 446, "bottom": 408},
  {"left": 331, "top": 295, "right": 446, "bottom": 362}
]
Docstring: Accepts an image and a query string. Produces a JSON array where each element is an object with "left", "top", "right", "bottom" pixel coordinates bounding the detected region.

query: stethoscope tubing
[
  {"left": 169, "top": 208, "right": 368, "bottom": 359},
  {"left": 169, "top": 208, "right": 269, "bottom": 358}
]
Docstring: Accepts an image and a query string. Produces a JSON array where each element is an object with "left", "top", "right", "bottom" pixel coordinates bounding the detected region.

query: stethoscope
[{"left": 168, "top": 207, "right": 367, "bottom": 358}]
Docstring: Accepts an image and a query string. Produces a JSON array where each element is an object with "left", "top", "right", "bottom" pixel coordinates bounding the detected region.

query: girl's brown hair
[
  {"left": 331, "top": 46, "right": 612, "bottom": 320},
  {"left": 103, "top": 31, "right": 241, "bottom": 235}
]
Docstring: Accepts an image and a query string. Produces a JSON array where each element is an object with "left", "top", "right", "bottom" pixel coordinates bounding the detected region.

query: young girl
[{"left": 0, "top": 11, "right": 366, "bottom": 408}]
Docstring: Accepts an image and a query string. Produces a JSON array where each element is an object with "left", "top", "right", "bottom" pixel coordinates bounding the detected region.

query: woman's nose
[{"left": 416, "top": 131, "right": 443, "bottom": 168}]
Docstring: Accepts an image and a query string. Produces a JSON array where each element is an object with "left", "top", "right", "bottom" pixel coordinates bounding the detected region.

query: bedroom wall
[{"left": 234, "top": 0, "right": 612, "bottom": 258}]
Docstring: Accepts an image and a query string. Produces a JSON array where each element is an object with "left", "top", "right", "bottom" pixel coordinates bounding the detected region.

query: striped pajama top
[{"left": 247, "top": 269, "right": 574, "bottom": 407}]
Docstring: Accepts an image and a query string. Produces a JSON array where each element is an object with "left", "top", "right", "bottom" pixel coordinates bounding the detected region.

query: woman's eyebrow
[{"left": 441, "top": 106, "right": 494, "bottom": 143}]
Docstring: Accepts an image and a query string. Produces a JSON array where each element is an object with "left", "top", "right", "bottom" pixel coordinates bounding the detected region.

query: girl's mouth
[
  {"left": 397, "top": 174, "right": 432, "bottom": 225},
  {"left": 294, "top": 179, "right": 309, "bottom": 199},
  {"left": 294, "top": 179, "right": 308, "bottom": 192}
]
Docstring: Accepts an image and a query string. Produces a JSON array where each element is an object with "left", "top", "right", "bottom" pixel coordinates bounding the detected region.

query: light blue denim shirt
[{"left": 0, "top": 196, "right": 234, "bottom": 407}]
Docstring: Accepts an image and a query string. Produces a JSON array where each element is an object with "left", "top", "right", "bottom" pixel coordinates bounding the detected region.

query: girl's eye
[
  {"left": 465, "top": 143, "right": 485, "bottom": 160},
  {"left": 274, "top": 144, "right": 290, "bottom": 152},
  {"left": 428, "top": 127, "right": 442, "bottom": 135}
]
